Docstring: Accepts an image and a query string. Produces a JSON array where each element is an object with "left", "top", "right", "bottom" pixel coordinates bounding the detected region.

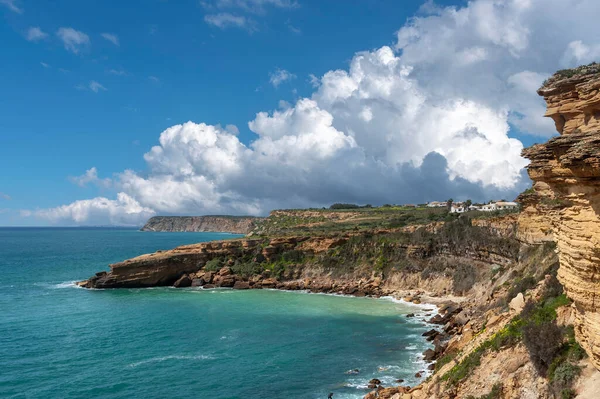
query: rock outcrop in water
[
  {"left": 522, "top": 64, "right": 600, "bottom": 370},
  {"left": 140, "top": 216, "right": 263, "bottom": 234}
]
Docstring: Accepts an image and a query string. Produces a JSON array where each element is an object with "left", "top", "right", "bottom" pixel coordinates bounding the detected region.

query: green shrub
[
  {"left": 434, "top": 351, "right": 458, "bottom": 372},
  {"left": 231, "top": 261, "right": 263, "bottom": 277},
  {"left": 204, "top": 257, "right": 223, "bottom": 272},
  {"left": 523, "top": 320, "right": 563, "bottom": 376},
  {"left": 465, "top": 383, "right": 503, "bottom": 399},
  {"left": 329, "top": 203, "right": 360, "bottom": 209},
  {"left": 552, "top": 361, "right": 581, "bottom": 390}
]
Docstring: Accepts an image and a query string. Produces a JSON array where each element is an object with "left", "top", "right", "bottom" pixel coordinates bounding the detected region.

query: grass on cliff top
[
  {"left": 252, "top": 205, "right": 520, "bottom": 237},
  {"left": 541, "top": 62, "right": 600, "bottom": 88}
]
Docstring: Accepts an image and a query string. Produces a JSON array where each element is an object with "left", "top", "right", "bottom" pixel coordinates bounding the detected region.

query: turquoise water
[{"left": 0, "top": 228, "right": 434, "bottom": 399}]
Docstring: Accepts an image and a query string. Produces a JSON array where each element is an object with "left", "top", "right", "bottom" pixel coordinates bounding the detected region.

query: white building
[
  {"left": 480, "top": 201, "right": 519, "bottom": 212},
  {"left": 427, "top": 201, "right": 447, "bottom": 208},
  {"left": 450, "top": 204, "right": 466, "bottom": 213}
]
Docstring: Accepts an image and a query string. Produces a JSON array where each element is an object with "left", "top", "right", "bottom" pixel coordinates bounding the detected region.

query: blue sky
[{"left": 1, "top": 0, "right": 597, "bottom": 226}]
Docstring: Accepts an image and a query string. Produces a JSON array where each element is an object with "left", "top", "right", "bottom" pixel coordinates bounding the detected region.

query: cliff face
[
  {"left": 141, "top": 216, "right": 263, "bottom": 234},
  {"left": 523, "top": 65, "right": 600, "bottom": 370}
]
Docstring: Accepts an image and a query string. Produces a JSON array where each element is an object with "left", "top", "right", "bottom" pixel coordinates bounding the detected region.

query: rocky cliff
[
  {"left": 140, "top": 216, "right": 263, "bottom": 234},
  {"left": 523, "top": 64, "right": 600, "bottom": 370}
]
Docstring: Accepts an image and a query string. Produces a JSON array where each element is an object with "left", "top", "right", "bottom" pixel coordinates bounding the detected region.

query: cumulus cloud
[
  {"left": 101, "top": 33, "right": 119, "bottom": 46},
  {"left": 69, "top": 167, "right": 112, "bottom": 188},
  {"left": 26, "top": 27, "right": 47, "bottom": 42},
  {"left": 28, "top": 0, "right": 600, "bottom": 225},
  {"left": 31, "top": 193, "right": 155, "bottom": 226},
  {"left": 0, "top": 0, "right": 22, "bottom": 13},
  {"left": 56, "top": 27, "right": 90, "bottom": 54}
]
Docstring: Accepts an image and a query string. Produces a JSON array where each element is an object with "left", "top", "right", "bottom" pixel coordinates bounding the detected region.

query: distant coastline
[{"left": 140, "top": 215, "right": 264, "bottom": 234}]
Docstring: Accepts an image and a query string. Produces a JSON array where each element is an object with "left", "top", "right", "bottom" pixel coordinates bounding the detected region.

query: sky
[{"left": 1, "top": 0, "right": 599, "bottom": 226}]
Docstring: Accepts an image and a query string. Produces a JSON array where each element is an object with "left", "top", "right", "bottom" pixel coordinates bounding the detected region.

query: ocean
[{"left": 0, "top": 228, "right": 434, "bottom": 399}]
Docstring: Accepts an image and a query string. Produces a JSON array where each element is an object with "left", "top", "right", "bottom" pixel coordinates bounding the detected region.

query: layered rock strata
[{"left": 523, "top": 65, "right": 600, "bottom": 369}]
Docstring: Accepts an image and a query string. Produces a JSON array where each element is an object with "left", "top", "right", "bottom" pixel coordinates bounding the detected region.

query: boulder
[
  {"left": 173, "top": 275, "right": 192, "bottom": 288},
  {"left": 261, "top": 278, "right": 278, "bottom": 288},
  {"left": 509, "top": 293, "right": 525, "bottom": 313},
  {"left": 217, "top": 266, "right": 233, "bottom": 276},
  {"left": 215, "top": 275, "right": 236, "bottom": 287},
  {"left": 202, "top": 284, "right": 215, "bottom": 289},
  {"left": 422, "top": 349, "right": 436, "bottom": 362},
  {"left": 233, "top": 281, "right": 250, "bottom": 290},
  {"left": 203, "top": 271, "right": 215, "bottom": 284},
  {"left": 191, "top": 278, "right": 205, "bottom": 287}
]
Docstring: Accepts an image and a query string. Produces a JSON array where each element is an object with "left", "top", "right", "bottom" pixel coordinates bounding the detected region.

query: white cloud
[
  {"left": 269, "top": 68, "right": 296, "bottom": 88},
  {"left": 26, "top": 27, "right": 47, "bottom": 42},
  {"left": 308, "top": 73, "right": 319, "bottom": 88},
  {"left": 89, "top": 81, "right": 107, "bottom": 93},
  {"left": 0, "top": 0, "right": 22, "bottom": 13},
  {"left": 69, "top": 167, "right": 112, "bottom": 188},
  {"left": 40, "top": 62, "right": 50, "bottom": 68},
  {"left": 28, "top": 0, "right": 600, "bottom": 225},
  {"left": 204, "top": 13, "right": 252, "bottom": 30},
  {"left": 285, "top": 18, "right": 300, "bottom": 34},
  {"left": 148, "top": 75, "right": 160, "bottom": 83},
  {"left": 56, "top": 27, "right": 90, "bottom": 54},
  {"left": 202, "top": 0, "right": 298, "bottom": 14},
  {"left": 31, "top": 193, "right": 155, "bottom": 226},
  {"left": 108, "top": 68, "right": 128, "bottom": 76},
  {"left": 101, "top": 33, "right": 119, "bottom": 46},
  {"left": 0, "top": 192, "right": 10, "bottom": 200}
]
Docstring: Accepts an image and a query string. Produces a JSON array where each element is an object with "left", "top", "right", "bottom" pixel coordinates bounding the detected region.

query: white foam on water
[
  {"left": 127, "top": 354, "right": 214, "bottom": 368},
  {"left": 33, "top": 281, "right": 83, "bottom": 290}
]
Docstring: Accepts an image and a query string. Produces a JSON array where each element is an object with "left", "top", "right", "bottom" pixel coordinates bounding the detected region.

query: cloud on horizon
[{"left": 28, "top": 0, "right": 600, "bottom": 225}]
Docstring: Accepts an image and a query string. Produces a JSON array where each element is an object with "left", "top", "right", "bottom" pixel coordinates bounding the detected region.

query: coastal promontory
[{"left": 140, "top": 215, "right": 263, "bottom": 234}]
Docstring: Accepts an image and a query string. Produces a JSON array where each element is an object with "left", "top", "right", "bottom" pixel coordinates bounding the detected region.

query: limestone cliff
[
  {"left": 140, "top": 216, "right": 263, "bottom": 234},
  {"left": 523, "top": 64, "right": 600, "bottom": 370}
]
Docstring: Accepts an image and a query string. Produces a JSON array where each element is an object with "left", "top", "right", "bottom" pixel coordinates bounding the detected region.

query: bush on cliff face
[
  {"left": 204, "top": 257, "right": 223, "bottom": 272},
  {"left": 523, "top": 320, "right": 563, "bottom": 376}
]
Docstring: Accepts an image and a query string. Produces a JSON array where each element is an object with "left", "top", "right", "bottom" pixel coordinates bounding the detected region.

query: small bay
[{"left": 0, "top": 228, "right": 432, "bottom": 399}]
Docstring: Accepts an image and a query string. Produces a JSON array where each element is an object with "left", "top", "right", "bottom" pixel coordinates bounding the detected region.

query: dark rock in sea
[
  {"left": 406, "top": 313, "right": 415, "bottom": 318},
  {"left": 395, "top": 379, "right": 404, "bottom": 383},
  {"left": 423, "top": 349, "right": 436, "bottom": 362},
  {"left": 428, "top": 363, "right": 435, "bottom": 370},
  {"left": 422, "top": 329, "right": 438, "bottom": 337},
  {"left": 415, "top": 371, "right": 423, "bottom": 378},
  {"left": 191, "top": 278, "right": 205, "bottom": 287},
  {"left": 202, "top": 284, "right": 215, "bottom": 289},
  {"left": 368, "top": 378, "right": 381, "bottom": 386},
  {"left": 173, "top": 275, "right": 192, "bottom": 288},
  {"left": 345, "top": 369, "right": 360, "bottom": 375}
]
